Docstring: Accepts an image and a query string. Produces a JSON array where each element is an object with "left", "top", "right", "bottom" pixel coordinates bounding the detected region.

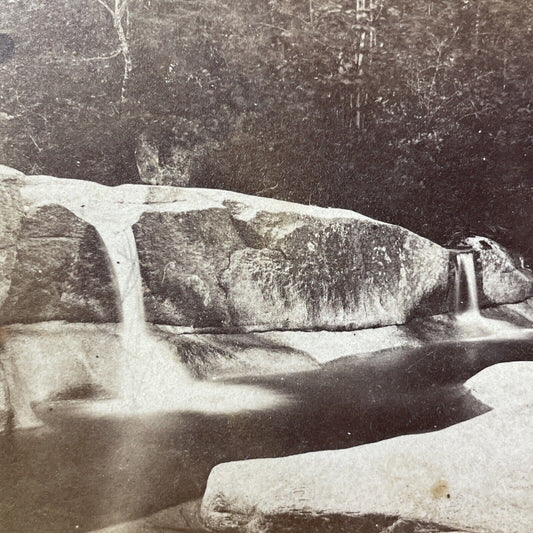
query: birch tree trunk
[
  {"left": 354, "top": 0, "right": 378, "bottom": 130},
  {"left": 114, "top": 11, "right": 132, "bottom": 104},
  {"left": 96, "top": 0, "right": 133, "bottom": 104}
]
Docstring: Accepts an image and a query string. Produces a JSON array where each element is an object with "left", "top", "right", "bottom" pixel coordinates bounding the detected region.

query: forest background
[{"left": 0, "top": 0, "right": 531, "bottom": 260}]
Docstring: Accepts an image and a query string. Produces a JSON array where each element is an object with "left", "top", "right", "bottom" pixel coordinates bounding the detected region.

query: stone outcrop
[
  {"left": 0, "top": 361, "right": 10, "bottom": 433},
  {"left": 0, "top": 204, "right": 119, "bottom": 324},
  {"left": 0, "top": 172, "right": 23, "bottom": 310},
  {"left": 2, "top": 302, "right": 532, "bottom": 430},
  {"left": 135, "top": 199, "right": 451, "bottom": 330},
  {"left": 465, "top": 360, "right": 533, "bottom": 408},
  {"left": 1, "top": 165, "right": 532, "bottom": 331},
  {"left": 1, "top": 165, "right": 532, "bottom": 432},
  {"left": 0, "top": 166, "right": 119, "bottom": 324},
  {"left": 200, "top": 401, "right": 533, "bottom": 533}
]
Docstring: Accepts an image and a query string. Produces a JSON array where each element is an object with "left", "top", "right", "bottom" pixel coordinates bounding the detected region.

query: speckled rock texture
[
  {"left": 465, "top": 236, "right": 533, "bottom": 307},
  {"left": 0, "top": 363, "right": 10, "bottom": 433},
  {"left": 0, "top": 166, "right": 119, "bottom": 324},
  {"left": 135, "top": 199, "right": 451, "bottom": 330},
  {"left": 1, "top": 165, "right": 532, "bottom": 332},
  {"left": 0, "top": 204, "right": 119, "bottom": 325}
]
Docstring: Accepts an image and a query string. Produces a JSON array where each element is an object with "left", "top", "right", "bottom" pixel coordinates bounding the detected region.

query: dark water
[{"left": 1, "top": 337, "right": 532, "bottom": 533}]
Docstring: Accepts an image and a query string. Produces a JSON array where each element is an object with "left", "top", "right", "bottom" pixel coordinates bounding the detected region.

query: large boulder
[
  {"left": 134, "top": 208, "right": 245, "bottom": 328},
  {"left": 465, "top": 361, "right": 533, "bottom": 408},
  {"left": 134, "top": 193, "right": 451, "bottom": 330},
  {"left": 201, "top": 403, "right": 533, "bottom": 533},
  {"left": 223, "top": 205, "right": 450, "bottom": 329},
  {"left": 1, "top": 166, "right": 532, "bottom": 331}
]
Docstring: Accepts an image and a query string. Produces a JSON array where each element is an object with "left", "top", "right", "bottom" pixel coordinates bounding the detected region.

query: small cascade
[
  {"left": 452, "top": 250, "right": 526, "bottom": 339},
  {"left": 19, "top": 178, "right": 288, "bottom": 415},
  {"left": 94, "top": 222, "right": 193, "bottom": 408},
  {"left": 454, "top": 253, "right": 481, "bottom": 319}
]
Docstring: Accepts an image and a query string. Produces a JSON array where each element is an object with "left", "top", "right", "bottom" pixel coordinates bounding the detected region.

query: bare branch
[
  {"left": 255, "top": 183, "right": 279, "bottom": 195},
  {"left": 95, "top": 0, "right": 114, "bottom": 17},
  {"left": 118, "top": 0, "right": 134, "bottom": 19},
  {"left": 28, "top": 132, "right": 42, "bottom": 152},
  {"left": 80, "top": 49, "right": 122, "bottom": 62}
]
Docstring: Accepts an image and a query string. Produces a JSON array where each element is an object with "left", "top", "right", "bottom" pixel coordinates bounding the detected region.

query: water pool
[{"left": 1, "top": 337, "right": 532, "bottom": 532}]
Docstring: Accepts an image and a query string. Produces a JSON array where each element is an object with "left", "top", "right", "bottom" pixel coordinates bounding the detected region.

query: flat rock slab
[
  {"left": 465, "top": 361, "right": 533, "bottom": 409},
  {"left": 3, "top": 307, "right": 533, "bottom": 429},
  {"left": 201, "top": 404, "right": 533, "bottom": 533}
]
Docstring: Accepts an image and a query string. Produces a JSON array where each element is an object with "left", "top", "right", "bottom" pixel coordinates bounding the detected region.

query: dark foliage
[{"left": 0, "top": 0, "right": 531, "bottom": 258}]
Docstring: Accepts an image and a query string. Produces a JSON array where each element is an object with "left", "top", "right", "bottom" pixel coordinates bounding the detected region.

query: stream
[{"left": 1, "top": 336, "right": 532, "bottom": 532}]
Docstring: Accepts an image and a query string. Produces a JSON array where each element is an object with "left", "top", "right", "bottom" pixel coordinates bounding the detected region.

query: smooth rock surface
[
  {"left": 3, "top": 303, "right": 532, "bottom": 429},
  {"left": 465, "top": 361, "right": 533, "bottom": 409},
  {"left": 0, "top": 322, "right": 123, "bottom": 428},
  {"left": 201, "top": 404, "right": 533, "bottom": 533},
  {"left": 0, "top": 321, "right": 321, "bottom": 428},
  {"left": 155, "top": 327, "right": 320, "bottom": 378}
]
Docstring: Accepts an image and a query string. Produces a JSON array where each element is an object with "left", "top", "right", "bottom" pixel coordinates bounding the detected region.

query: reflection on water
[{"left": 1, "top": 337, "right": 533, "bottom": 532}]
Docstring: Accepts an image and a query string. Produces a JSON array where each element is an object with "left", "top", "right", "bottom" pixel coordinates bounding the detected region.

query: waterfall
[
  {"left": 454, "top": 253, "right": 481, "bottom": 318},
  {"left": 18, "top": 177, "right": 289, "bottom": 415},
  {"left": 452, "top": 250, "right": 528, "bottom": 339},
  {"left": 92, "top": 220, "right": 193, "bottom": 409},
  {"left": 21, "top": 179, "right": 193, "bottom": 409}
]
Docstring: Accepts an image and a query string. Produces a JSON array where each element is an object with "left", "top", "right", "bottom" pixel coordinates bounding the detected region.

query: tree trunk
[{"left": 114, "top": 12, "right": 132, "bottom": 104}]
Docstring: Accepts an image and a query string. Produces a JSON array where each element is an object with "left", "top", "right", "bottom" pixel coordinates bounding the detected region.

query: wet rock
[
  {"left": 135, "top": 194, "right": 450, "bottom": 330},
  {"left": 153, "top": 327, "right": 320, "bottom": 379},
  {"left": 0, "top": 174, "right": 24, "bottom": 309},
  {"left": 0, "top": 363, "right": 11, "bottom": 433},
  {"left": 465, "top": 236, "right": 533, "bottom": 306},
  {"left": 219, "top": 207, "right": 450, "bottom": 330},
  {"left": 201, "top": 404, "right": 533, "bottom": 533},
  {"left": 0, "top": 322, "right": 123, "bottom": 428},
  {"left": 1, "top": 166, "right": 533, "bottom": 331},
  {"left": 0, "top": 204, "right": 119, "bottom": 324}
]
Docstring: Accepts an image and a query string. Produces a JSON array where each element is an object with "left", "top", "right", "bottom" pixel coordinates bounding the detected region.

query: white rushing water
[
  {"left": 20, "top": 177, "right": 289, "bottom": 415},
  {"left": 454, "top": 253, "right": 481, "bottom": 319},
  {"left": 453, "top": 251, "right": 530, "bottom": 340},
  {"left": 95, "top": 221, "right": 194, "bottom": 409}
]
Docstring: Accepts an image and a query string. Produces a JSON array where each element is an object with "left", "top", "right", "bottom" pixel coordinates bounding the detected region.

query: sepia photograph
[{"left": 0, "top": 1, "right": 532, "bottom": 532}]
